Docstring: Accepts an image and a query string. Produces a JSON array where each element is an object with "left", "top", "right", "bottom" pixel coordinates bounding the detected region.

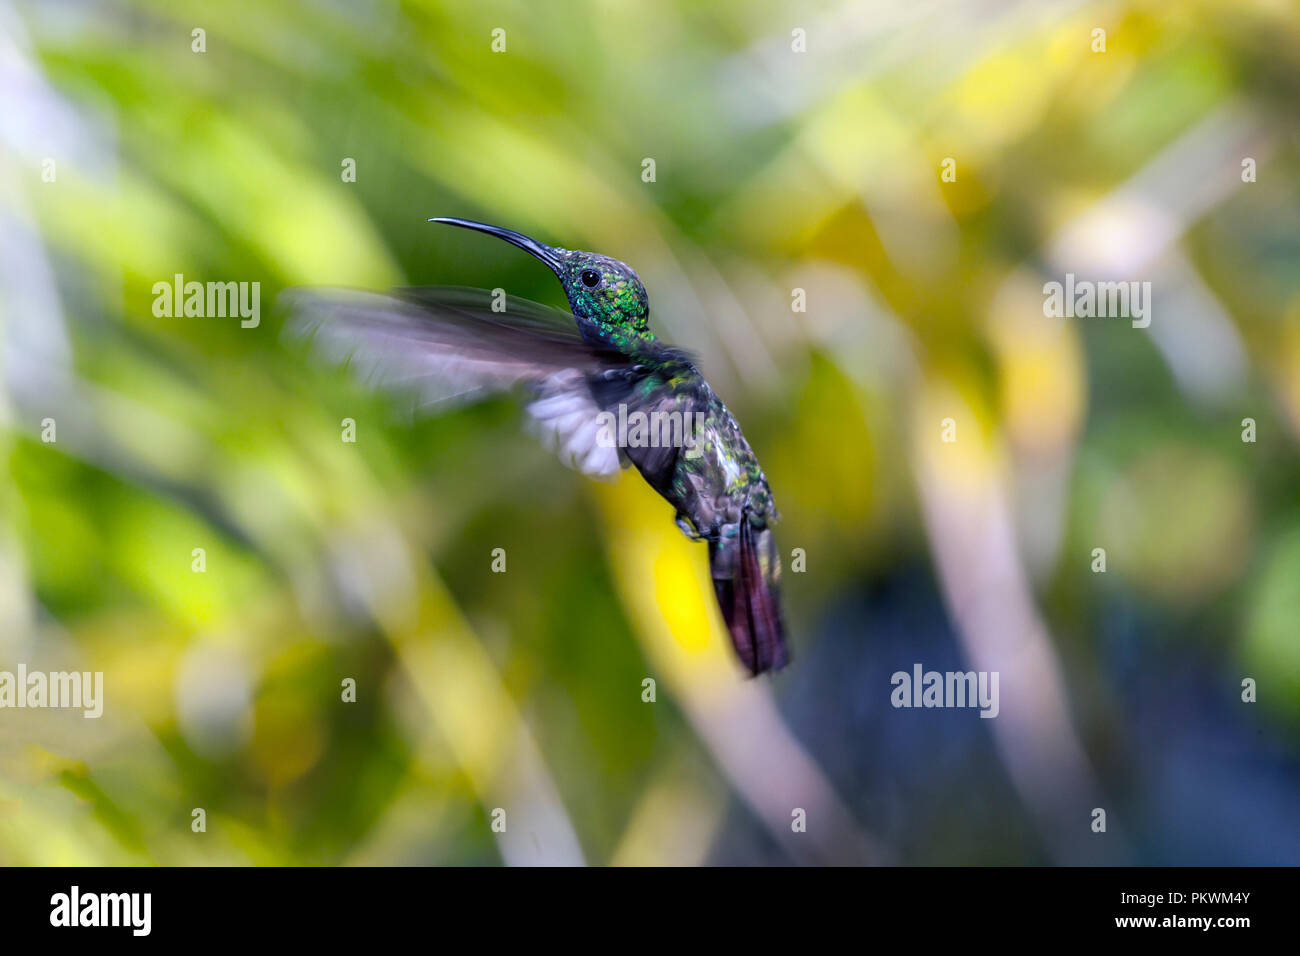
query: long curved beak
[{"left": 429, "top": 217, "right": 564, "bottom": 274}]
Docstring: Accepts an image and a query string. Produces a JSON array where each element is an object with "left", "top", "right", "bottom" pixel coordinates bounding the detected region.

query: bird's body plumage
[
  {"left": 287, "top": 219, "right": 788, "bottom": 674},
  {"left": 597, "top": 354, "right": 787, "bottom": 675}
]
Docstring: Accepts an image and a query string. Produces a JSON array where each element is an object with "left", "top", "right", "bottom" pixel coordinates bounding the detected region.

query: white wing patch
[{"left": 526, "top": 370, "right": 622, "bottom": 481}]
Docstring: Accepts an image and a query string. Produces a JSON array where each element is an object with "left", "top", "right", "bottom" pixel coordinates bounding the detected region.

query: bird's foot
[{"left": 675, "top": 514, "right": 705, "bottom": 541}]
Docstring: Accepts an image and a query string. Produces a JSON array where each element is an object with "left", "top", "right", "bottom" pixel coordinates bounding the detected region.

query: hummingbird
[{"left": 287, "top": 218, "right": 788, "bottom": 675}]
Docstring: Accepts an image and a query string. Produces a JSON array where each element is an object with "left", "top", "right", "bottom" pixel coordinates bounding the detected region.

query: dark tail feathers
[{"left": 708, "top": 517, "right": 789, "bottom": 676}]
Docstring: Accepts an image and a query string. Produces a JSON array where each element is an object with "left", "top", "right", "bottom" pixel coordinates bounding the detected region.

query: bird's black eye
[{"left": 580, "top": 269, "right": 601, "bottom": 288}]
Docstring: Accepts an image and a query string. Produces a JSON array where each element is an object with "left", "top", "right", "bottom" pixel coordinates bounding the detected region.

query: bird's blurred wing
[
  {"left": 285, "top": 286, "right": 606, "bottom": 408},
  {"left": 283, "top": 286, "right": 629, "bottom": 479}
]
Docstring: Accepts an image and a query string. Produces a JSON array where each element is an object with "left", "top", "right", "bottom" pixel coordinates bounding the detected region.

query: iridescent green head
[{"left": 431, "top": 217, "right": 652, "bottom": 347}]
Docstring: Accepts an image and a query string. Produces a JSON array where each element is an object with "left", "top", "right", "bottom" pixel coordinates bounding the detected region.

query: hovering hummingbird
[{"left": 288, "top": 218, "right": 788, "bottom": 674}]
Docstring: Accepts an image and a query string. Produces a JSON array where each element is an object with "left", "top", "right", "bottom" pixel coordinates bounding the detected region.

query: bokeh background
[{"left": 1, "top": 0, "right": 1298, "bottom": 865}]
